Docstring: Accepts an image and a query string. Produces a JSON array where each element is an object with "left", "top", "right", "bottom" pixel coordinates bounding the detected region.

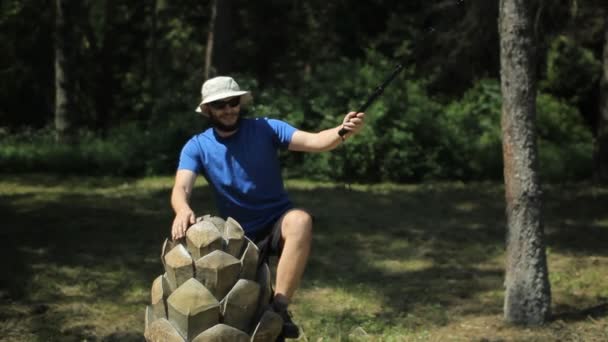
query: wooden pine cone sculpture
[{"left": 144, "top": 215, "right": 283, "bottom": 341}]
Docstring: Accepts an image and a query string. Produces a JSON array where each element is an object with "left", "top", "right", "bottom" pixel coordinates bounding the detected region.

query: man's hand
[
  {"left": 341, "top": 111, "right": 366, "bottom": 136},
  {"left": 171, "top": 208, "right": 196, "bottom": 240}
]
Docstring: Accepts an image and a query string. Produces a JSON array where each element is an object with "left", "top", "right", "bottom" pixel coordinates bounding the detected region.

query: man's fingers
[
  {"left": 170, "top": 210, "right": 196, "bottom": 241},
  {"left": 344, "top": 120, "right": 361, "bottom": 127},
  {"left": 344, "top": 112, "right": 356, "bottom": 123},
  {"left": 171, "top": 221, "right": 187, "bottom": 240},
  {"left": 171, "top": 223, "right": 177, "bottom": 239},
  {"left": 344, "top": 112, "right": 364, "bottom": 126}
]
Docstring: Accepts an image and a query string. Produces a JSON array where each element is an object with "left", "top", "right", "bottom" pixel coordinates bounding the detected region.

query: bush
[
  {"left": 541, "top": 35, "right": 601, "bottom": 103},
  {"left": 0, "top": 112, "right": 201, "bottom": 176},
  {"left": 536, "top": 93, "right": 594, "bottom": 181},
  {"left": 439, "top": 78, "right": 593, "bottom": 181},
  {"left": 439, "top": 79, "right": 503, "bottom": 180}
]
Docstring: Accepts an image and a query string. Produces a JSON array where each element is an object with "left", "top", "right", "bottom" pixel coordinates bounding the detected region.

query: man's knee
[{"left": 281, "top": 210, "right": 313, "bottom": 242}]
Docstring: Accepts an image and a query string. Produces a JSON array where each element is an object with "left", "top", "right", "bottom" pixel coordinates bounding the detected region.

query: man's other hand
[{"left": 341, "top": 111, "right": 365, "bottom": 135}]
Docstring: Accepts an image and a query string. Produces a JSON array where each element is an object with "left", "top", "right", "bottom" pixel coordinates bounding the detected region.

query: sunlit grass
[{"left": 0, "top": 174, "right": 607, "bottom": 341}]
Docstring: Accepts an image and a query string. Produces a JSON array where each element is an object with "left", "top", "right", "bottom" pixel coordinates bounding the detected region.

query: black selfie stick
[{"left": 338, "top": 64, "right": 405, "bottom": 137}]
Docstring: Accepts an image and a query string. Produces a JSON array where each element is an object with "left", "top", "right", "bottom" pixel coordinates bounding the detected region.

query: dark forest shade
[{"left": 596, "top": 20, "right": 608, "bottom": 182}]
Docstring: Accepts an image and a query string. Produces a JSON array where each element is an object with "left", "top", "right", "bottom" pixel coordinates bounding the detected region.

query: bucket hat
[{"left": 195, "top": 76, "right": 253, "bottom": 113}]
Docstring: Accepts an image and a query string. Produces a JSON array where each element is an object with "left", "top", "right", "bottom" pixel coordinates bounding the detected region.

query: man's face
[{"left": 204, "top": 96, "right": 242, "bottom": 132}]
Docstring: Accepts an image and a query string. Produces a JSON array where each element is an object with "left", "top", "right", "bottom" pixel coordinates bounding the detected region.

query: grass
[{"left": 0, "top": 174, "right": 607, "bottom": 341}]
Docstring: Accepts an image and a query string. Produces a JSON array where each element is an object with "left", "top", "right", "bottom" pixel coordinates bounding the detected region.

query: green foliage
[
  {"left": 440, "top": 79, "right": 503, "bottom": 180},
  {"left": 536, "top": 93, "right": 594, "bottom": 181},
  {"left": 1, "top": 63, "right": 593, "bottom": 181},
  {"left": 541, "top": 35, "right": 602, "bottom": 102},
  {"left": 0, "top": 113, "right": 201, "bottom": 176},
  {"left": 439, "top": 78, "right": 593, "bottom": 181}
]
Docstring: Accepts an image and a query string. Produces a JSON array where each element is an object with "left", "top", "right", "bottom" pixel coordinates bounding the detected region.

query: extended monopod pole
[{"left": 338, "top": 64, "right": 405, "bottom": 137}]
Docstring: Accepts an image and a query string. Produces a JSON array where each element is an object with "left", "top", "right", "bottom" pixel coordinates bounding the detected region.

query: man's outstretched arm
[
  {"left": 171, "top": 169, "right": 198, "bottom": 240},
  {"left": 288, "top": 111, "right": 365, "bottom": 152}
]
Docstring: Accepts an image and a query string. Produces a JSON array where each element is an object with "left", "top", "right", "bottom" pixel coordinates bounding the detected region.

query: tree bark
[
  {"left": 54, "top": 0, "right": 69, "bottom": 142},
  {"left": 499, "top": 0, "right": 551, "bottom": 325},
  {"left": 596, "top": 19, "right": 608, "bottom": 183},
  {"left": 204, "top": 0, "right": 217, "bottom": 80}
]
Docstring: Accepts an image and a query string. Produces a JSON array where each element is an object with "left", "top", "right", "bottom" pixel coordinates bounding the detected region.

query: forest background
[{"left": 2, "top": 0, "right": 607, "bottom": 183}]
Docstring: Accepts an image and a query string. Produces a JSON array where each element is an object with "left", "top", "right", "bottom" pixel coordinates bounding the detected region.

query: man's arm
[
  {"left": 171, "top": 169, "right": 198, "bottom": 240},
  {"left": 289, "top": 111, "right": 365, "bottom": 152}
]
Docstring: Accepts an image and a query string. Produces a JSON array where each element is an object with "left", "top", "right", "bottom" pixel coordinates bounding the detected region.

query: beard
[{"left": 208, "top": 112, "right": 242, "bottom": 133}]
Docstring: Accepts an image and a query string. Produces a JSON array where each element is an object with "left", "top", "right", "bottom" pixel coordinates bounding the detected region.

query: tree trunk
[
  {"left": 204, "top": 0, "right": 217, "bottom": 80},
  {"left": 145, "top": 0, "right": 165, "bottom": 120},
  {"left": 212, "top": 0, "right": 235, "bottom": 75},
  {"left": 499, "top": 0, "right": 551, "bottom": 325},
  {"left": 54, "top": 0, "right": 69, "bottom": 142},
  {"left": 95, "top": 0, "right": 116, "bottom": 134},
  {"left": 596, "top": 19, "right": 608, "bottom": 183},
  {"left": 148, "top": 0, "right": 159, "bottom": 89}
]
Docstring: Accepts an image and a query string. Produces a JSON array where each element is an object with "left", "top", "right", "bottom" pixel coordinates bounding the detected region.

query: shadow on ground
[
  {"left": 0, "top": 176, "right": 606, "bottom": 339},
  {"left": 290, "top": 183, "right": 608, "bottom": 322}
]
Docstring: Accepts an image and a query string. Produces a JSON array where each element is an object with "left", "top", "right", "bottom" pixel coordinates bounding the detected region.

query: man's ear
[{"left": 200, "top": 104, "right": 210, "bottom": 117}]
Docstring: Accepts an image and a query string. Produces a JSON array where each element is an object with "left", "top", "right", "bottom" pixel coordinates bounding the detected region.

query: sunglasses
[{"left": 208, "top": 97, "right": 240, "bottom": 110}]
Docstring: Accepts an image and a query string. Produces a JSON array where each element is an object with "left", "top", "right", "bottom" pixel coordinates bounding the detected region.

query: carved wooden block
[
  {"left": 151, "top": 274, "right": 172, "bottom": 319},
  {"left": 144, "top": 305, "right": 155, "bottom": 331},
  {"left": 202, "top": 215, "right": 227, "bottom": 235},
  {"left": 239, "top": 238, "right": 260, "bottom": 280},
  {"left": 144, "top": 318, "right": 186, "bottom": 342},
  {"left": 195, "top": 250, "right": 241, "bottom": 300},
  {"left": 191, "top": 324, "right": 249, "bottom": 341},
  {"left": 167, "top": 278, "right": 220, "bottom": 340},
  {"left": 164, "top": 244, "right": 194, "bottom": 291},
  {"left": 161, "top": 238, "right": 179, "bottom": 269},
  {"left": 220, "top": 279, "right": 260, "bottom": 332},
  {"left": 223, "top": 217, "right": 245, "bottom": 257},
  {"left": 186, "top": 221, "right": 223, "bottom": 259}
]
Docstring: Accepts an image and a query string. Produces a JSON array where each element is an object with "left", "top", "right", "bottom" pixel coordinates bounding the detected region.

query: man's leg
[{"left": 273, "top": 209, "right": 313, "bottom": 304}]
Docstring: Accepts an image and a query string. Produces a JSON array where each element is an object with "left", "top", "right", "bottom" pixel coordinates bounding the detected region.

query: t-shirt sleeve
[
  {"left": 177, "top": 138, "right": 202, "bottom": 173},
  {"left": 266, "top": 118, "right": 297, "bottom": 148}
]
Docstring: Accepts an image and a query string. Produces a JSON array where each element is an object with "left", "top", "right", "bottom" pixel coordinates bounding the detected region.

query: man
[{"left": 170, "top": 76, "right": 365, "bottom": 337}]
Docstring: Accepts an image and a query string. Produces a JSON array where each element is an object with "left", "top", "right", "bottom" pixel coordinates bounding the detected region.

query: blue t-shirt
[{"left": 178, "top": 117, "right": 297, "bottom": 236}]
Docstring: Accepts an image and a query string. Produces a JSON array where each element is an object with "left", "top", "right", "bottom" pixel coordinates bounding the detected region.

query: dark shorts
[{"left": 251, "top": 208, "right": 313, "bottom": 259}]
